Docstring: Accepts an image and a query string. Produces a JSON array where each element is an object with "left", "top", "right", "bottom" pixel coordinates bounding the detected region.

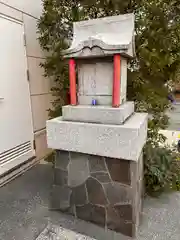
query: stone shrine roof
[{"left": 63, "top": 14, "right": 135, "bottom": 59}]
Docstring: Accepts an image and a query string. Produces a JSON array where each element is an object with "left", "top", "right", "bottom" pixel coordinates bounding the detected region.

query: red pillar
[
  {"left": 112, "top": 54, "right": 121, "bottom": 107},
  {"left": 69, "top": 59, "right": 77, "bottom": 105}
]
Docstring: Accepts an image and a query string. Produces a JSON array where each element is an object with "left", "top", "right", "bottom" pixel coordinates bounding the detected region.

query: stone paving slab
[{"left": 36, "top": 224, "right": 96, "bottom": 240}]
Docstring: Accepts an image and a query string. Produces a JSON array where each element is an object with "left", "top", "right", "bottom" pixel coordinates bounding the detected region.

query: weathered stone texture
[
  {"left": 76, "top": 204, "right": 106, "bottom": 227},
  {"left": 106, "top": 207, "right": 135, "bottom": 237},
  {"left": 86, "top": 177, "right": 108, "bottom": 205},
  {"left": 54, "top": 168, "right": 68, "bottom": 186},
  {"left": 115, "top": 204, "right": 133, "bottom": 221},
  {"left": 105, "top": 157, "right": 131, "bottom": 185},
  {"left": 106, "top": 206, "right": 121, "bottom": 232},
  {"left": 68, "top": 152, "right": 89, "bottom": 187},
  {"left": 55, "top": 150, "right": 70, "bottom": 170},
  {"left": 71, "top": 183, "right": 88, "bottom": 206},
  {"left": 88, "top": 155, "right": 106, "bottom": 172},
  {"left": 78, "top": 60, "right": 113, "bottom": 97},
  {"left": 62, "top": 102, "right": 134, "bottom": 125},
  {"left": 46, "top": 113, "right": 148, "bottom": 161},
  {"left": 91, "top": 172, "right": 111, "bottom": 183},
  {"left": 103, "top": 182, "right": 132, "bottom": 205},
  {"left": 64, "top": 14, "right": 135, "bottom": 58},
  {"left": 50, "top": 150, "right": 143, "bottom": 238}
]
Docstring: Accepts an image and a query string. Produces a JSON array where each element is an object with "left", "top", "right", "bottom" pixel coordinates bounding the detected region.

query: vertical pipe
[
  {"left": 69, "top": 59, "right": 77, "bottom": 105},
  {"left": 112, "top": 54, "right": 121, "bottom": 107}
]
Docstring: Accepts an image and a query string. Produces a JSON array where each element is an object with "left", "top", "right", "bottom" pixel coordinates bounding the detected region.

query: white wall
[
  {"left": 0, "top": 1, "right": 52, "bottom": 160},
  {"left": 0, "top": 0, "right": 42, "bottom": 18}
]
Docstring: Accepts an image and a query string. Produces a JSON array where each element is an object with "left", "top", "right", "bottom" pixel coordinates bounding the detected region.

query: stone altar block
[{"left": 46, "top": 13, "right": 148, "bottom": 238}]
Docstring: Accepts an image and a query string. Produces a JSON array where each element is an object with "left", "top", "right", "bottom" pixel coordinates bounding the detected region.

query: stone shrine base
[{"left": 50, "top": 150, "right": 143, "bottom": 238}]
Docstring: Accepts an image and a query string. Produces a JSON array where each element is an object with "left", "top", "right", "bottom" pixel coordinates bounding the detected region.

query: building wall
[
  {"left": 0, "top": 0, "right": 42, "bottom": 18},
  {"left": 0, "top": 1, "right": 52, "bottom": 160}
]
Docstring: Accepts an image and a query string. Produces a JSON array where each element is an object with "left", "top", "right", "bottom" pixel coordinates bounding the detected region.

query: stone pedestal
[
  {"left": 50, "top": 150, "right": 144, "bottom": 237},
  {"left": 47, "top": 104, "right": 147, "bottom": 238}
]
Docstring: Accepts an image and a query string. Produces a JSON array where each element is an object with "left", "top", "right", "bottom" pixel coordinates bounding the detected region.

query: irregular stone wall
[{"left": 50, "top": 150, "right": 143, "bottom": 238}]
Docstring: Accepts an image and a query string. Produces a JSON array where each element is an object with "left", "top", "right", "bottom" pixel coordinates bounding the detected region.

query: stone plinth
[
  {"left": 47, "top": 113, "right": 148, "bottom": 161},
  {"left": 50, "top": 150, "right": 144, "bottom": 238},
  {"left": 62, "top": 102, "right": 134, "bottom": 125}
]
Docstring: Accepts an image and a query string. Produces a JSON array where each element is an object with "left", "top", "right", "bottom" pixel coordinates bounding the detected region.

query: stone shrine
[{"left": 46, "top": 14, "right": 148, "bottom": 238}]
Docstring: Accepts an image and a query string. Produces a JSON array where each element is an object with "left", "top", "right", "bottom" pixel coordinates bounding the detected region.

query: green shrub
[{"left": 144, "top": 143, "right": 180, "bottom": 196}]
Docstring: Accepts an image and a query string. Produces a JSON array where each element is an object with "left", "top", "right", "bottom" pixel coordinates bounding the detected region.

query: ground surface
[
  {"left": 36, "top": 224, "right": 96, "bottom": 240},
  {"left": 0, "top": 163, "right": 180, "bottom": 240},
  {"left": 168, "top": 102, "right": 180, "bottom": 131}
]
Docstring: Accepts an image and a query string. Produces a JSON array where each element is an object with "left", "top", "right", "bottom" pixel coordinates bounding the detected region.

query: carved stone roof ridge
[{"left": 63, "top": 13, "right": 135, "bottom": 59}]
